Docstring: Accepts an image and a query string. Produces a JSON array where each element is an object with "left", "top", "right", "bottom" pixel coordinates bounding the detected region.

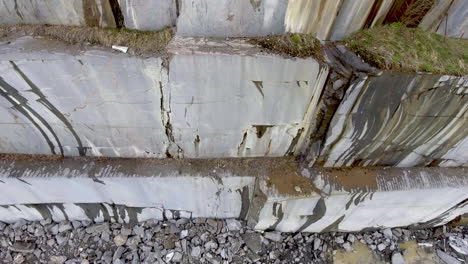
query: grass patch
[
  {"left": 251, "top": 33, "right": 323, "bottom": 59},
  {"left": 345, "top": 23, "right": 467, "bottom": 75},
  {"left": 0, "top": 24, "right": 173, "bottom": 54}
]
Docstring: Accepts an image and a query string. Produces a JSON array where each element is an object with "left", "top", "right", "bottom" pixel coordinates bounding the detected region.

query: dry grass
[
  {"left": 400, "top": 0, "right": 435, "bottom": 27},
  {"left": 250, "top": 33, "right": 323, "bottom": 59},
  {"left": 0, "top": 24, "right": 173, "bottom": 54},
  {"left": 345, "top": 23, "right": 468, "bottom": 76}
]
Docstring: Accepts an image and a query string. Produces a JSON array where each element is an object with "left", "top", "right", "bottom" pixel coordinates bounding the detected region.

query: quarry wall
[{"left": 0, "top": 0, "right": 466, "bottom": 39}]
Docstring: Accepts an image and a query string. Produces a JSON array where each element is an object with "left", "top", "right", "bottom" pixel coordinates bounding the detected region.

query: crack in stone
[{"left": 159, "top": 80, "right": 183, "bottom": 158}]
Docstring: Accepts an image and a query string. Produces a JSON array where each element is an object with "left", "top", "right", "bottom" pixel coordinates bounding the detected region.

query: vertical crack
[
  {"left": 175, "top": 0, "right": 181, "bottom": 18},
  {"left": 108, "top": 0, "right": 124, "bottom": 28},
  {"left": 159, "top": 80, "right": 183, "bottom": 158}
]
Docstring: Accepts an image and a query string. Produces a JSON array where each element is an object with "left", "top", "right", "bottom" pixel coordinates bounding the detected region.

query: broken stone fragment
[
  {"left": 114, "top": 234, "right": 127, "bottom": 247},
  {"left": 436, "top": 250, "right": 461, "bottom": 264},
  {"left": 10, "top": 242, "right": 35, "bottom": 253},
  {"left": 264, "top": 232, "right": 282, "bottom": 242}
]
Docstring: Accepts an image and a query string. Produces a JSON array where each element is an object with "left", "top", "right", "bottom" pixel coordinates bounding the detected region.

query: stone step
[{"left": 0, "top": 155, "right": 467, "bottom": 232}]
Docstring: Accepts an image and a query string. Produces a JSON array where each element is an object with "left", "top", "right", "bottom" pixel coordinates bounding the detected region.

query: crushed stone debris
[{"left": 0, "top": 218, "right": 466, "bottom": 263}]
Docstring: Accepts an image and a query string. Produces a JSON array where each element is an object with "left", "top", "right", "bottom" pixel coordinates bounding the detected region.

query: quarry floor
[{"left": 0, "top": 218, "right": 467, "bottom": 264}]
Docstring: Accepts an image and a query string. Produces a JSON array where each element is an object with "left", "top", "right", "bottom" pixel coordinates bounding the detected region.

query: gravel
[{"left": 0, "top": 218, "right": 466, "bottom": 263}]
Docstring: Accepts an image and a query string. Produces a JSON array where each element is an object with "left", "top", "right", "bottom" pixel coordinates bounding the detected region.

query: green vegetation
[
  {"left": 345, "top": 23, "right": 467, "bottom": 76},
  {"left": 0, "top": 24, "right": 173, "bottom": 54},
  {"left": 251, "top": 33, "right": 323, "bottom": 59}
]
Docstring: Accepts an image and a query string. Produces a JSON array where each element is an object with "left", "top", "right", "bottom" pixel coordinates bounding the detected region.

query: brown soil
[{"left": 265, "top": 158, "right": 319, "bottom": 196}]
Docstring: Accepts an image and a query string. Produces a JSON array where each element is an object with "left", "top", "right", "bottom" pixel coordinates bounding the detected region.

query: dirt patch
[
  {"left": 250, "top": 33, "right": 324, "bottom": 59},
  {"left": 316, "top": 167, "right": 380, "bottom": 192},
  {"left": 265, "top": 157, "right": 319, "bottom": 196},
  {"left": 0, "top": 24, "right": 173, "bottom": 55}
]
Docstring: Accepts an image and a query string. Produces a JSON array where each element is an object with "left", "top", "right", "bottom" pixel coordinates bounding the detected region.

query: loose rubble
[{"left": 0, "top": 218, "right": 466, "bottom": 263}]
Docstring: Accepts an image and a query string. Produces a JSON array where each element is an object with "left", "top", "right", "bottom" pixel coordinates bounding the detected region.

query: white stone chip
[{"left": 112, "top": 45, "right": 128, "bottom": 53}]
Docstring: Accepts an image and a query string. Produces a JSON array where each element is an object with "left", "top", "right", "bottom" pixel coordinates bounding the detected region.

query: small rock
[
  {"left": 393, "top": 228, "right": 403, "bottom": 237},
  {"left": 206, "top": 219, "right": 218, "bottom": 229},
  {"left": 13, "top": 254, "right": 25, "bottom": 264},
  {"left": 50, "top": 225, "right": 59, "bottom": 235},
  {"left": 191, "top": 246, "right": 201, "bottom": 257},
  {"left": 46, "top": 239, "right": 55, "bottom": 247},
  {"left": 120, "top": 227, "right": 132, "bottom": 236},
  {"left": 436, "top": 250, "right": 461, "bottom": 264},
  {"left": 172, "top": 251, "right": 183, "bottom": 262},
  {"left": 85, "top": 223, "right": 109, "bottom": 234},
  {"left": 163, "top": 237, "right": 176, "bottom": 249},
  {"left": 377, "top": 243, "right": 386, "bottom": 251},
  {"left": 243, "top": 233, "right": 263, "bottom": 253},
  {"left": 125, "top": 236, "right": 140, "bottom": 249},
  {"left": 169, "top": 224, "right": 181, "bottom": 234},
  {"left": 49, "top": 256, "right": 67, "bottom": 264},
  {"left": 313, "top": 238, "right": 322, "bottom": 250},
  {"left": 391, "top": 252, "right": 405, "bottom": 264},
  {"left": 56, "top": 234, "right": 68, "bottom": 245},
  {"left": 101, "top": 251, "right": 113, "bottom": 264},
  {"left": 12, "top": 219, "right": 27, "bottom": 229},
  {"left": 264, "top": 232, "right": 282, "bottom": 242},
  {"left": 58, "top": 222, "right": 72, "bottom": 233},
  {"left": 114, "top": 234, "right": 127, "bottom": 247},
  {"left": 225, "top": 219, "right": 242, "bottom": 231},
  {"left": 449, "top": 236, "right": 468, "bottom": 256},
  {"left": 383, "top": 228, "right": 393, "bottom": 239},
  {"left": 133, "top": 226, "right": 144, "bottom": 237},
  {"left": 165, "top": 252, "right": 175, "bottom": 262},
  {"left": 347, "top": 234, "right": 356, "bottom": 243},
  {"left": 113, "top": 247, "right": 125, "bottom": 260},
  {"left": 335, "top": 236, "right": 345, "bottom": 244},
  {"left": 343, "top": 242, "right": 353, "bottom": 252},
  {"left": 10, "top": 242, "right": 35, "bottom": 253},
  {"left": 204, "top": 241, "right": 218, "bottom": 251},
  {"left": 180, "top": 230, "right": 188, "bottom": 239}
]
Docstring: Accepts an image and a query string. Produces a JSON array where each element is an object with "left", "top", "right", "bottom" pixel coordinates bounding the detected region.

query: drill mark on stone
[
  {"left": 252, "top": 81, "right": 264, "bottom": 98},
  {"left": 92, "top": 177, "right": 106, "bottom": 185},
  {"left": 16, "top": 178, "right": 32, "bottom": 185},
  {"left": 10, "top": 61, "right": 88, "bottom": 156}
]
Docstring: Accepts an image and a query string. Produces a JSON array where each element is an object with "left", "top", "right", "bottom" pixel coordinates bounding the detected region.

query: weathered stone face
[
  {"left": 0, "top": 36, "right": 327, "bottom": 158},
  {"left": 317, "top": 73, "right": 468, "bottom": 167},
  {"left": 0, "top": 0, "right": 466, "bottom": 39},
  {"left": 175, "top": 0, "right": 289, "bottom": 37},
  {"left": 0, "top": 0, "right": 116, "bottom": 27}
]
